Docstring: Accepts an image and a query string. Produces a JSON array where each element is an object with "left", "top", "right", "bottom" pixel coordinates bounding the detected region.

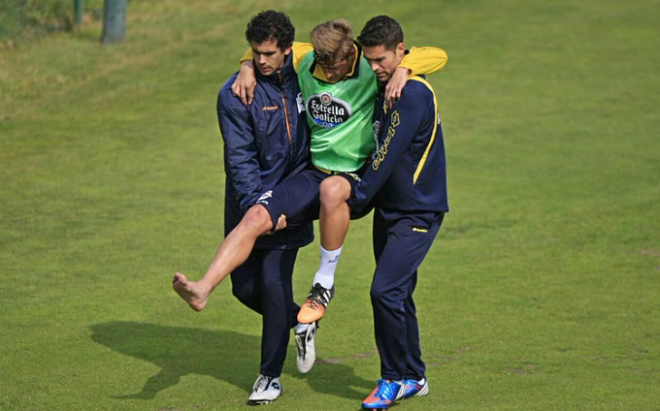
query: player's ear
[
  {"left": 284, "top": 43, "right": 293, "bottom": 55},
  {"left": 396, "top": 42, "right": 405, "bottom": 58}
]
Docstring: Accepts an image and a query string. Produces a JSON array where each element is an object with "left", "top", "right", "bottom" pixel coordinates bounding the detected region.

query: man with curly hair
[{"left": 173, "top": 10, "right": 317, "bottom": 404}]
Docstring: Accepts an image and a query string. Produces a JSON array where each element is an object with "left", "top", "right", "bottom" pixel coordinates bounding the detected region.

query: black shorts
[{"left": 254, "top": 165, "right": 368, "bottom": 230}]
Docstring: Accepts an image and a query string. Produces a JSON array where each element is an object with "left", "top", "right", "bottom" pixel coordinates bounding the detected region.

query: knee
[
  {"left": 370, "top": 284, "right": 403, "bottom": 307},
  {"left": 320, "top": 177, "right": 350, "bottom": 209},
  {"left": 370, "top": 285, "right": 388, "bottom": 305},
  {"left": 232, "top": 282, "right": 255, "bottom": 306},
  {"left": 241, "top": 204, "right": 274, "bottom": 233}
]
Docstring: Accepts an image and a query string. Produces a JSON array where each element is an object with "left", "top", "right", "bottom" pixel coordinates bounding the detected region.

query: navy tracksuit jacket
[{"left": 217, "top": 53, "right": 312, "bottom": 378}]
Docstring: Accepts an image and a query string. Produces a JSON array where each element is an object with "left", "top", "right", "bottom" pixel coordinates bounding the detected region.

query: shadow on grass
[{"left": 90, "top": 321, "right": 373, "bottom": 401}]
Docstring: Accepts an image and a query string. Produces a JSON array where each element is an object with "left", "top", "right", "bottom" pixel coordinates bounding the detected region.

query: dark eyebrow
[{"left": 252, "top": 49, "right": 276, "bottom": 56}]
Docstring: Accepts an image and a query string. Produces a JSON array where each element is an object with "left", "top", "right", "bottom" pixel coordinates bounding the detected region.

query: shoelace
[
  {"left": 255, "top": 376, "right": 270, "bottom": 392},
  {"left": 308, "top": 285, "right": 330, "bottom": 306},
  {"left": 374, "top": 379, "right": 398, "bottom": 399}
]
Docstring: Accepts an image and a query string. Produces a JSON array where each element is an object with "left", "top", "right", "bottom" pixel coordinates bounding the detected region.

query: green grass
[{"left": 1, "top": 0, "right": 660, "bottom": 410}]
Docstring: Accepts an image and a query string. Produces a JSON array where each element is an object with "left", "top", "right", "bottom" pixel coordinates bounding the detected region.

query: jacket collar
[{"left": 256, "top": 52, "right": 295, "bottom": 85}]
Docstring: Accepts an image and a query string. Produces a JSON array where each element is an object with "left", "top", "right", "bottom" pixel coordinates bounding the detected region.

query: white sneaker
[
  {"left": 295, "top": 321, "right": 317, "bottom": 373},
  {"left": 247, "top": 374, "right": 282, "bottom": 405}
]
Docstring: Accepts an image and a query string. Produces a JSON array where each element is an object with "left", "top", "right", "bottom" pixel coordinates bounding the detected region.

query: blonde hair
[{"left": 309, "top": 19, "right": 354, "bottom": 66}]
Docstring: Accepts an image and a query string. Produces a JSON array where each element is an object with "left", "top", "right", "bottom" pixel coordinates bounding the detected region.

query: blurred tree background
[{"left": 1, "top": 0, "right": 104, "bottom": 45}]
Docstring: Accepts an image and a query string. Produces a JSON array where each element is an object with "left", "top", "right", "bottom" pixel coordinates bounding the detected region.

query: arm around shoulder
[
  {"left": 291, "top": 41, "right": 314, "bottom": 72},
  {"left": 399, "top": 46, "right": 448, "bottom": 77}
]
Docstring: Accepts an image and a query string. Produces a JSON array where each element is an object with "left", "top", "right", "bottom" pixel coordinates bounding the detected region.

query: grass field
[{"left": 1, "top": 0, "right": 659, "bottom": 410}]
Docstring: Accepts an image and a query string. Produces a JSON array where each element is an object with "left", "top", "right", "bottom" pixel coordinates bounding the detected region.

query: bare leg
[
  {"left": 319, "top": 176, "right": 352, "bottom": 250},
  {"left": 173, "top": 204, "right": 274, "bottom": 311},
  {"left": 298, "top": 176, "right": 352, "bottom": 323}
]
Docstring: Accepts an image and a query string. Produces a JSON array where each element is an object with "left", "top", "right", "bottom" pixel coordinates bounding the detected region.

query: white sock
[
  {"left": 313, "top": 245, "right": 342, "bottom": 289},
  {"left": 294, "top": 323, "right": 309, "bottom": 333}
]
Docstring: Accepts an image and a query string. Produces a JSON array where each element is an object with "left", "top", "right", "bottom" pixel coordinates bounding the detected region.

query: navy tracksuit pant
[
  {"left": 230, "top": 248, "right": 300, "bottom": 378},
  {"left": 371, "top": 207, "right": 445, "bottom": 381}
]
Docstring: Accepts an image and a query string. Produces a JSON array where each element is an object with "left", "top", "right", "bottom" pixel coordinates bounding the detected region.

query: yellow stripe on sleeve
[{"left": 409, "top": 76, "right": 438, "bottom": 184}]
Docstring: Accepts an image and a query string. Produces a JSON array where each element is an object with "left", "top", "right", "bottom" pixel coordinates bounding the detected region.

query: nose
[
  {"left": 258, "top": 54, "right": 268, "bottom": 65},
  {"left": 370, "top": 62, "right": 379, "bottom": 72},
  {"left": 324, "top": 69, "right": 334, "bottom": 80}
]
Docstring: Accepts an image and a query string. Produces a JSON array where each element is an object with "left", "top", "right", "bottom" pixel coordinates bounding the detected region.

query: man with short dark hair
[
  {"left": 322, "top": 15, "right": 450, "bottom": 409},
  {"left": 173, "top": 10, "right": 318, "bottom": 405}
]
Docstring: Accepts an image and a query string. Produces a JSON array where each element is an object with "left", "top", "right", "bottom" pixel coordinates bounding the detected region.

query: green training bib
[{"left": 298, "top": 51, "right": 378, "bottom": 172}]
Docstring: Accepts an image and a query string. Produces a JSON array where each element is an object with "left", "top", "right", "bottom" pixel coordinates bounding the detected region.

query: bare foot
[{"left": 172, "top": 272, "right": 208, "bottom": 312}]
